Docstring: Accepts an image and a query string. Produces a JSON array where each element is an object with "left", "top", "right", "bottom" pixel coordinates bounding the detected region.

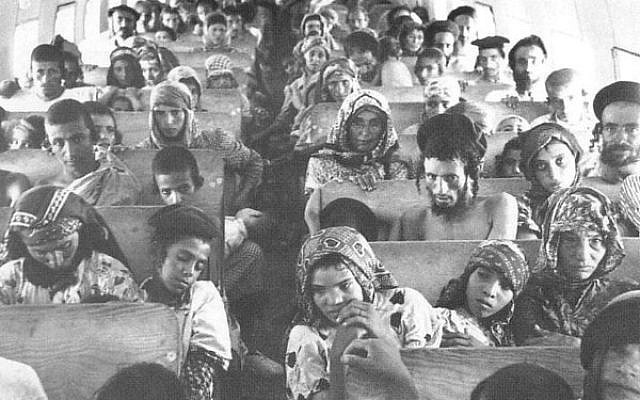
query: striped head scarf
[{"left": 148, "top": 80, "right": 198, "bottom": 148}]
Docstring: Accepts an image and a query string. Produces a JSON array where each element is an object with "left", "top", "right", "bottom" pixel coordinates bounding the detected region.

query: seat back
[
  {"left": 346, "top": 346, "right": 583, "bottom": 400},
  {"left": 0, "top": 303, "right": 180, "bottom": 400}
]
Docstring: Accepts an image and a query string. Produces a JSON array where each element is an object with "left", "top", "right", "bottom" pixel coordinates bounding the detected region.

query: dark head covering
[
  {"left": 294, "top": 226, "right": 398, "bottom": 327},
  {"left": 345, "top": 31, "right": 379, "bottom": 58},
  {"left": 417, "top": 112, "right": 486, "bottom": 156},
  {"left": 436, "top": 240, "right": 529, "bottom": 346},
  {"left": 320, "top": 198, "right": 378, "bottom": 241},
  {"left": 470, "top": 363, "right": 575, "bottom": 400},
  {"left": 2, "top": 186, "right": 128, "bottom": 286},
  {"left": 472, "top": 35, "right": 510, "bottom": 51},
  {"left": 148, "top": 204, "right": 221, "bottom": 243},
  {"left": 536, "top": 187, "right": 624, "bottom": 282},
  {"left": 447, "top": 5, "right": 476, "bottom": 21},
  {"left": 592, "top": 80, "right": 640, "bottom": 121},
  {"left": 425, "top": 20, "right": 460, "bottom": 43},
  {"left": 581, "top": 291, "right": 640, "bottom": 400},
  {"left": 314, "top": 58, "right": 359, "bottom": 103},
  {"left": 108, "top": 4, "right": 141, "bottom": 20},
  {"left": 519, "top": 123, "right": 583, "bottom": 193}
]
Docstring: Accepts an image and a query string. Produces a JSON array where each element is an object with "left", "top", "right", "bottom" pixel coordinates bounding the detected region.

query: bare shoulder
[{"left": 482, "top": 192, "right": 517, "bottom": 211}]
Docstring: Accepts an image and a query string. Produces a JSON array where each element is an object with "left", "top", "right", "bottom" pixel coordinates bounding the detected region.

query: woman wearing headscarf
[
  {"left": 166, "top": 65, "right": 204, "bottom": 111},
  {"left": 516, "top": 123, "right": 583, "bottom": 239},
  {"left": 285, "top": 226, "right": 432, "bottom": 400},
  {"left": 136, "top": 80, "right": 263, "bottom": 211},
  {"left": 106, "top": 48, "right": 146, "bottom": 89},
  {"left": 291, "top": 58, "right": 361, "bottom": 158},
  {"left": 513, "top": 187, "right": 640, "bottom": 346},
  {"left": 433, "top": 240, "right": 530, "bottom": 347},
  {"left": 0, "top": 186, "right": 142, "bottom": 304},
  {"left": 304, "top": 89, "right": 409, "bottom": 196},
  {"left": 141, "top": 205, "right": 231, "bottom": 400}
]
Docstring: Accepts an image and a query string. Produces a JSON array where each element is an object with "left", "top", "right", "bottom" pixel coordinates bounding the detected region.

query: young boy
[
  {"left": 203, "top": 12, "right": 232, "bottom": 51},
  {"left": 223, "top": 5, "right": 259, "bottom": 53},
  {"left": 414, "top": 47, "right": 446, "bottom": 85}
]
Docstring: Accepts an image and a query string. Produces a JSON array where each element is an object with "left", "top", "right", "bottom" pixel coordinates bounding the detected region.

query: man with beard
[
  {"left": 0, "top": 45, "right": 102, "bottom": 112},
  {"left": 447, "top": 6, "right": 478, "bottom": 73},
  {"left": 80, "top": 5, "right": 142, "bottom": 67},
  {"left": 344, "top": 31, "right": 380, "bottom": 84},
  {"left": 391, "top": 113, "right": 518, "bottom": 240},
  {"left": 590, "top": 81, "right": 640, "bottom": 183},
  {"left": 487, "top": 35, "right": 548, "bottom": 102},
  {"left": 44, "top": 99, "right": 141, "bottom": 206}
]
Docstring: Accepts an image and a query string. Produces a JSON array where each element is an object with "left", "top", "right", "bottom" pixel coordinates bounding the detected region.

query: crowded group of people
[{"left": 0, "top": 0, "right": 640, "bottom": 399}]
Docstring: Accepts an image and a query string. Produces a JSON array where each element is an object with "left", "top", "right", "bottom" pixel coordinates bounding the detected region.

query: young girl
[
  {"left": 432, "top": 239, "right": 530, "bottom": 347},
  {"left": 106, "top": 48, "right": 145, "bottom": 89},
  {"left": 286, "top": 226, "right": 432, "bottom": 400},
  {"left": 141, "top": 204, "right": 232, "bottom": 400}
]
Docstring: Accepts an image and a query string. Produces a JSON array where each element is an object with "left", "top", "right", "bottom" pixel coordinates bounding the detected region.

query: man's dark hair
[
  {"left": 161, "top": 5, "right": 180, "bottom": 17},
  {"left": 155, "top": 26, "right": 178, "bottom": 41},
  {"left": 95, "top": 363, "right": 185, "bottom": 400},
  {"left": 447, "top": 5, "right": 476, "bottom": 21},
  {"left": 238, "top": 2, "right": 256, "bottom": 23},
  {"left": 196, "top": 0, "right": 219, "bottom": 12},
  {"left": 508, "top": 35, "right": 547, "bottom": 71},
  {"left": 46, "top": 99, "right": 98, "bottom": 142},
  {"left": 83, "top": 101, "right": 122, "bottom": 145},
  {"left": 151, "top": 146, "right": 205, "bottom": 192},
  {"left": 320, "top": 198, "right": 378, "bottom": 241},
  {"left": 206, "top": 12, "right": 227, "bottom": 27},
  {"left": 31, "top": 44, "right": 65, "bottom": 72},
  {"left": 417, "top": 113, "right": 484, "bottom": 196},
  {"left": 223, "top": 4, "right": 241, "bottom": 16}
]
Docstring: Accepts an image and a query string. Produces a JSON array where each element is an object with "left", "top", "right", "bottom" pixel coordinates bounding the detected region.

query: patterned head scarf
[
  {"left": 166, "top": 65, "right": 202, "bottom": 97},
  {"left": 536, "top": 187, "right": 625, "bottom": 282},
  {"left": 205, "top": 54, "right": 234, "bottom": 77},
  {"left": 294, "top": 226, "right": 398, "bottom": 327},
  {"left": 3, "top": 186, "right": 126, "bottom": 263},
  {"left": 148, "top": 80, "right": 198, "bottom": 148},
  {"left": 314, "top": 58, "right": 360, "bottom": 103},
  {"left": 619, "top": 174, "right": 640, "bottom": 231},
  {"left": 436, "top": 240, "right": 529, "bottom": 345},
  {"left": 520, "top": 123, "right": 582, "bottom": 189},
  {"left": 325, "top": 89, "right": 398, "bottom": 162}
]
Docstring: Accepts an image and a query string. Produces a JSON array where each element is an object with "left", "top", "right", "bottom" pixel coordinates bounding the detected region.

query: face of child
[
  {"left": 160, "top": 237, "right": 211, "bottom": 295},
  {"left": 155, "top": 169, "right": 197, "bottom": 206},
  {"left": 162, "top": 13, "right": 180, "bottom": 31},
  {"left": 153, "top": 105, "right": 186, "bottom": 138},
  {"left": 140, "top": 59, "right": 164, "bottom": 87},
  {"left": 405, "top": 29, "right": 424, "bottom": 53},
  {"left": 500, "top": 149, "right": 522, "bottom": 177},
  {"left": 206, "top": 23, "right": 227, "bottom": 45},
  {"left": 91, "top": 113, "right": 117, "bottom": 149},
  {"left": 495, "top": 117, "right": 528, "bottom": 135},
  {"left": 155, "top": 30, "right": 173, "bottom": 42},
  {"left": 532, "top": 141, "right": 577, "bottom": 193},
  {"left": 311, "top": 262, "right": 364, "bottom": 325},
  {"left": 25, "top": 231, "right": 80, "bottom": 271},
  {"left": 465, "top": 266, "right": 514, "bottom": 319},
  {"left": 304, "top": 47, "right": 327, "bottom": 74},
  {"left": 433, "top": 32, "right": 455, "bottom": 58},
  {"left": 226, "top": 14, "right": 243, "bottom": 38},
  {"left": 348, "top": 11, "right": 368, "bottom": 30},
  {"left": 547, "top": 82, "right": 585, "bottom": 123},
  {"left": 416, "top": 59, "right": 441, "bottom": 85},
  {"left": 113, "top": 59, "right": 133, "bottom": 87}
]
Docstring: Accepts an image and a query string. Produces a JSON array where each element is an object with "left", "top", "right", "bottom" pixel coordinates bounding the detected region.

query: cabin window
[
  {"left": 84, "top": 0, "right": 101, "bottom": 38},
  {"left": 474, "top": 2, "right": 496, "bottom": 38},
  {"left": 612, "top": 47, "right": 640, "bottom": 82},
  {"left": 12, "top": 19, "right": 39, "bottom": 80},
  {"left": 54, "top": 2, "right": 76, "bottom": 42}
]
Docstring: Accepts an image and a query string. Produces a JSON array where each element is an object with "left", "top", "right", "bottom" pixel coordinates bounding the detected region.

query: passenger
[
  {"left": 379, "top": 37, "right": 413, "bottom": 88},
  {"left": 470, "top": 363, "right": 575, "bottom": 400},
  {"left": 138, "top": 47, "right": 167, "bottom": 87},
  {"left": 414, "top": 48, "right": 446, "bottom": 86},
  {"left": 0, "top": 186, "right": 142, "bottom": 304},
  {"left": 393, "top": 113, "right": 518, "bottom": 240},
  {"left": 204, "top": 54, "right": 239, "bottom": 89},
  {"left": 468, "top": 36, "right": 514, "bottom": 101},
  {"left": 513, "top": 187, "right": 640, "bottom": 346},
  {"left": 580, "top": 291, "right": 640, "bottom": 400},
  {"left": 424, "top": 20, "right": 459, "bottom": 66},
  {"left": 106, "top": 48, "right": 146, "bottom": 89},
  {"left": 531, "top": 69, "right": 596, "bottom": 156},
  {"left": 137, "top": 80, "right": 262, "bottom": 211},
  {"left": 344, "top": 31, "right": 380, "bottom": 84},
  {"left": 83, "top": 101, "right": 122, "bottom": 162},
  {"left": 95, "top": 362, "right": 185, "bottom": 400},
  {"left": 62, "top": 51, "right": 91, "bottom": 89},
  {"left": 160, "top": 6, "right": 182, "bottom": 36},
  {"left": 224, "top": 5, "right": 259, "bottom": 53},
  {"left": 494, "top": 114, "right": 530, "bottom": 136},
  {"left": 496, "top": 137, "right": 523, "bottom": 178},
  {"left": 134, "top": 1, "right": 155, "bottom": 34},
  {"left": 516, "top": 123, "right": 583, "bottom": 239},
  {"left": 166, "top": 65, "right": 204, "bottom": 111},
  {"left": 347, "top": 6, "right": 376, "bottom": 38},
  {"left": 291, "top": 58, "right": 360, "bottom": 156},
  {"left": 80, "top": 5, "right": 142, "bottom": 67},
  {"left": 155, "top": 26, "right": 178, "bottom": 43},
  {"left": 7, "top": 115, "right": 46, "bottom": 150},
  {"left": 487, "top": 35, "right": 548, "bottom": 102},
  {"left": 203, "top": 12, "right": 232, "bottom": 51},
  {"left": 590, "top": 80, "right": 640, "bottom": 183},
  {"left": 286, "top": 226, "right": 432, "bottom": 400},
  {"left": 45, "top": 99, "right": 141, "bottom": 206},
  {"left": 196, "top": 0, "right": 220, "bottom": 27},
  {"left": 0, "top": 45, "right": 102, "bottom": 112},
  {"left": 432, "top": 239, "right": 529, "bottom": 347},
  {"left": 141, "top": 205, "right": 231, "bottom": 400},
  {"left": 304, "top": 89, "right": 409, "bottom": 196},
  {"left": 318, "top": 7, "right": 347, "bottom": 47},
  {"left": 399, "top": 22, "right": 426, "bottom": 57},
  {"left": 319, "top": 198, "right": 378, "bottom": 241},
  {"left": 447, "top": 6, "right": 479, "bottom": 73},
  {"left": 414, "top": 77, "right": 462, "bottom": 128}
]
